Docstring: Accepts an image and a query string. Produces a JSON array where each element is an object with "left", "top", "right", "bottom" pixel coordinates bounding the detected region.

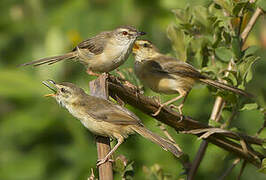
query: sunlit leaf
[
  {"left": 258, "top": 158, "right": 266, "bottom": 174},
  {"left": 240, "top": 103, "right": 258, "bottom": 111}
]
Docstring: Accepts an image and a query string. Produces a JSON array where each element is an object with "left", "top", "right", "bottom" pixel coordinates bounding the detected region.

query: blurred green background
[{"left": 0, "top": 0, "right": 265, "bottom": 179}]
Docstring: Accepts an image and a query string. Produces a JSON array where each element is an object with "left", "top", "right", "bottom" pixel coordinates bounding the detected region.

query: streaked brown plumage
[
  {"left": 42, "top": 80, "right": 182, "bottom": 166},
  {"left": 19, "top": 26, "right": 146, "bottom": 75},
  {"left": 133, "top": 40, "right": 253, "bottom": 117}
]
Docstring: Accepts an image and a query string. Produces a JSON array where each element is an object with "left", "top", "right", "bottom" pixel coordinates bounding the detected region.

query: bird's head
[
  {"left": 132, "top": 40, "right": 160, "bottom": 62},
  {"left": 113, "top": 25, "right": 146, "bottom": 45},
  {"left": 42, "top": 80, "right": 85, "bottom": 107}
]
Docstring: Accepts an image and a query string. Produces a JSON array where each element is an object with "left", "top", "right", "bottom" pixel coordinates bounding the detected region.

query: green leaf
[
  {"left": 192, "top": 6, "right": 209, "bottom": 28},
  {"left": 215, "top": 47, "right": 234, "bottom": 62},
  {"left": 224, "top": 70, "right": 238, "bottom": 86},
  {"left": 167, "top": 24, "right": 187, "bottom": 61},
  {"left": 229, "top": 127, "right": 239, "bottom": 133},
  {"left": 123, "top": 161, "right": 134, "bottom": 180},
  {"left": 258, "top": 158, "right": 266, "bottom": 174},
  {"left": 113, "top": 156, "right": 135, "bottom": 179},
  {"left": 238, "top": 55, "right": 259, "bottom": 83},
  {"left": 243, "top": 46, "right": 259, "bottom": 57},
  {"left": 113, "top": 158, "right": 125, "bottom": 172},
  {"left": 240, "top": 103, "right": 258, "bottom": 111},
  {"left": 143, "top": 164, "right": 173, "bottom": 179},
  {"left": 209, "top": 119, "right": 222, "bottom": 127},
  {"left": 232, "top": 2, "right": 253, "bottom": 17},
  {"left": 201, "top": 65, "right": 220, "bottom": 76},
  {"left": 214, "top": 0, "right": 233, "bottom": 13},
  {"left": 222, "top": 76, "right": 236, "bottom": 86},
  {"left": 172, "top": 7, "right": 191, "bottom": 24},
  {"left": 257, "top": 0, "right": 266, "bottom": 12},
  {"left": 232, "top": 37, "right": 242, "bottom": 59}
]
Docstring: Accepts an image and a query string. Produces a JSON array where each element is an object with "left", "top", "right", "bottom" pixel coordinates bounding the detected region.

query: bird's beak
[
  {"left": 137, "top": 31, "right": 146, "bottom": 37},
  {"left": 132, "top": 43, "right": 140, "bottom": 53},
  {"left": 42, "top": 80, "right": 57, "bottom": 97}
]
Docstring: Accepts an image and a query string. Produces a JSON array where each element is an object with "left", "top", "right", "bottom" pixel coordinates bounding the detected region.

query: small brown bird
[
  {"left": 19, "top": 26, "right": 146, "bottom": 75},
  {"left": 42, "top": 80, "right": 182, "bottom": 166},
  {"left": 133, "top": 40, "right": 253, "bottom": 117}
]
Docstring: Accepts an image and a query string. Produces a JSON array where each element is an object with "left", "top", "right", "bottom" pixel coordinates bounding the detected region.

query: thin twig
[
  {"left": 218, "top": 158, "right": 241, "bottom": 180},
  {"left": 241, "top": 8, "right": 263, "bottom": 46},
  {"left": 256, "top": 120, "right": 266, "bottom": 137},
  {"left": 221, "top": 107, "right": 238, "bottom": 129},
  {"left": 237, "top": 160, "right": 247, "bottom": 180},
  {"left": 187, "top": 140, "right": 208, "bottom": 180},
  {"left": 210, "top": 96, "right": 226, "bottom": 122},
  {"left": 256, "top": 110, "right": 266, "bottom": 137}
]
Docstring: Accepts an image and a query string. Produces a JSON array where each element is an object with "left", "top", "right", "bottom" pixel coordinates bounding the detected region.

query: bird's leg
[
  {"left": 96, "top": 137, "right": 124, "bottom": 167},
  {"left": 115, "top": 69, "right": 126, "bottom": 80},
  {"left": 102, "top": 72, "right": 110, "bottom": 79},
  {"left": 115, "top": 68, "right": 138, "bottom": 90},
  {"left": 169, "top": 93, "right": 188, "bottom": 121},
  {"left": 152, "top": 94, "right": 185, "bottom": 116},
  {"left": 86, "top": 69, "right": 100, "bottom": 76}
]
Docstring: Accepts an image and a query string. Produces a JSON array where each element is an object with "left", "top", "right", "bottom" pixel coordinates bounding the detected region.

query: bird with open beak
[{"left": 42, "top": 80, "right": 182, "bottom": 166}]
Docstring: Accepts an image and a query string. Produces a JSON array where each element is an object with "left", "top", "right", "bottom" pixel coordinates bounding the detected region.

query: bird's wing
[
  {"left": 145, "top": 55, "right": 205, "bottom": 79},
  {"left": 85, "top": 96, "right": 143, "bottom": 126},
  {"left": 72, "top": 31, "right": 112, "bottom": 55}
]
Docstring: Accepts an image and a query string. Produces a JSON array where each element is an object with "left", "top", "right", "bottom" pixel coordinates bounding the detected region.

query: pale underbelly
[
  {"left": 65, "top": 102, "right": 134, "bottom": 140},
  {"left": 89, "top": 54, "right": 128, "bottom": 72},
  {"left": 80, "top": 117, "right": 134, "bottom": 139},
  {"left": 85, "top": 46, "right": 131, "bottom": 73},
  {"left": 145, "top": 77, "right": 195, "bottom": 94}
]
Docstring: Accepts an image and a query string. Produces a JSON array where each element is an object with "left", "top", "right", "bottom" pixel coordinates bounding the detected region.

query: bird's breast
[{"left": 88, "top": 43, "right": 132, "bottom": 72}]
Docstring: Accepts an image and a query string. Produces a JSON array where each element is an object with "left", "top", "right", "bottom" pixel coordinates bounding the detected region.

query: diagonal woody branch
[
  {"left": 107, "top": 75, "right": 265, "bottom": 167},
  {"left": 108, "top": 76, "right": 264, "bottom": 145}
]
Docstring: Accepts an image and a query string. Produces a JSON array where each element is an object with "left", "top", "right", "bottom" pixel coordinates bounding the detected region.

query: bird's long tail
[
  {"left": 199, "top": 78, "right": 253, "bottom": 98},
  {"left": 131, "top": 125, "right": 182, "bottom": 158},
  {"left": 18, "top": 52, "right": 77, "bottom": 67}
]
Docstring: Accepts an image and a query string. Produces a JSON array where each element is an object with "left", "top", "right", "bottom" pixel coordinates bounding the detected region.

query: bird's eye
[
  {"left": 61, "top": 88, "right": 66, "bottom": 93},
  {"left": 122, "top": 31, "right": 128, "bottom": 35},
  {"left": 143, "top": 43, "right": 149, "bottom": 47}
]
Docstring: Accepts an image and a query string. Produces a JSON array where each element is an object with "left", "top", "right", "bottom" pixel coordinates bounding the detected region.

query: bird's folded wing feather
[
  {"left": 72, "top": 31, "right": 112, "bottom": 55},
  {"left": 146, "top": 56, "right": 206, "bottom": 79},
  {"left": 85, "top": 96, "right": 143, "bottom": 126}
]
